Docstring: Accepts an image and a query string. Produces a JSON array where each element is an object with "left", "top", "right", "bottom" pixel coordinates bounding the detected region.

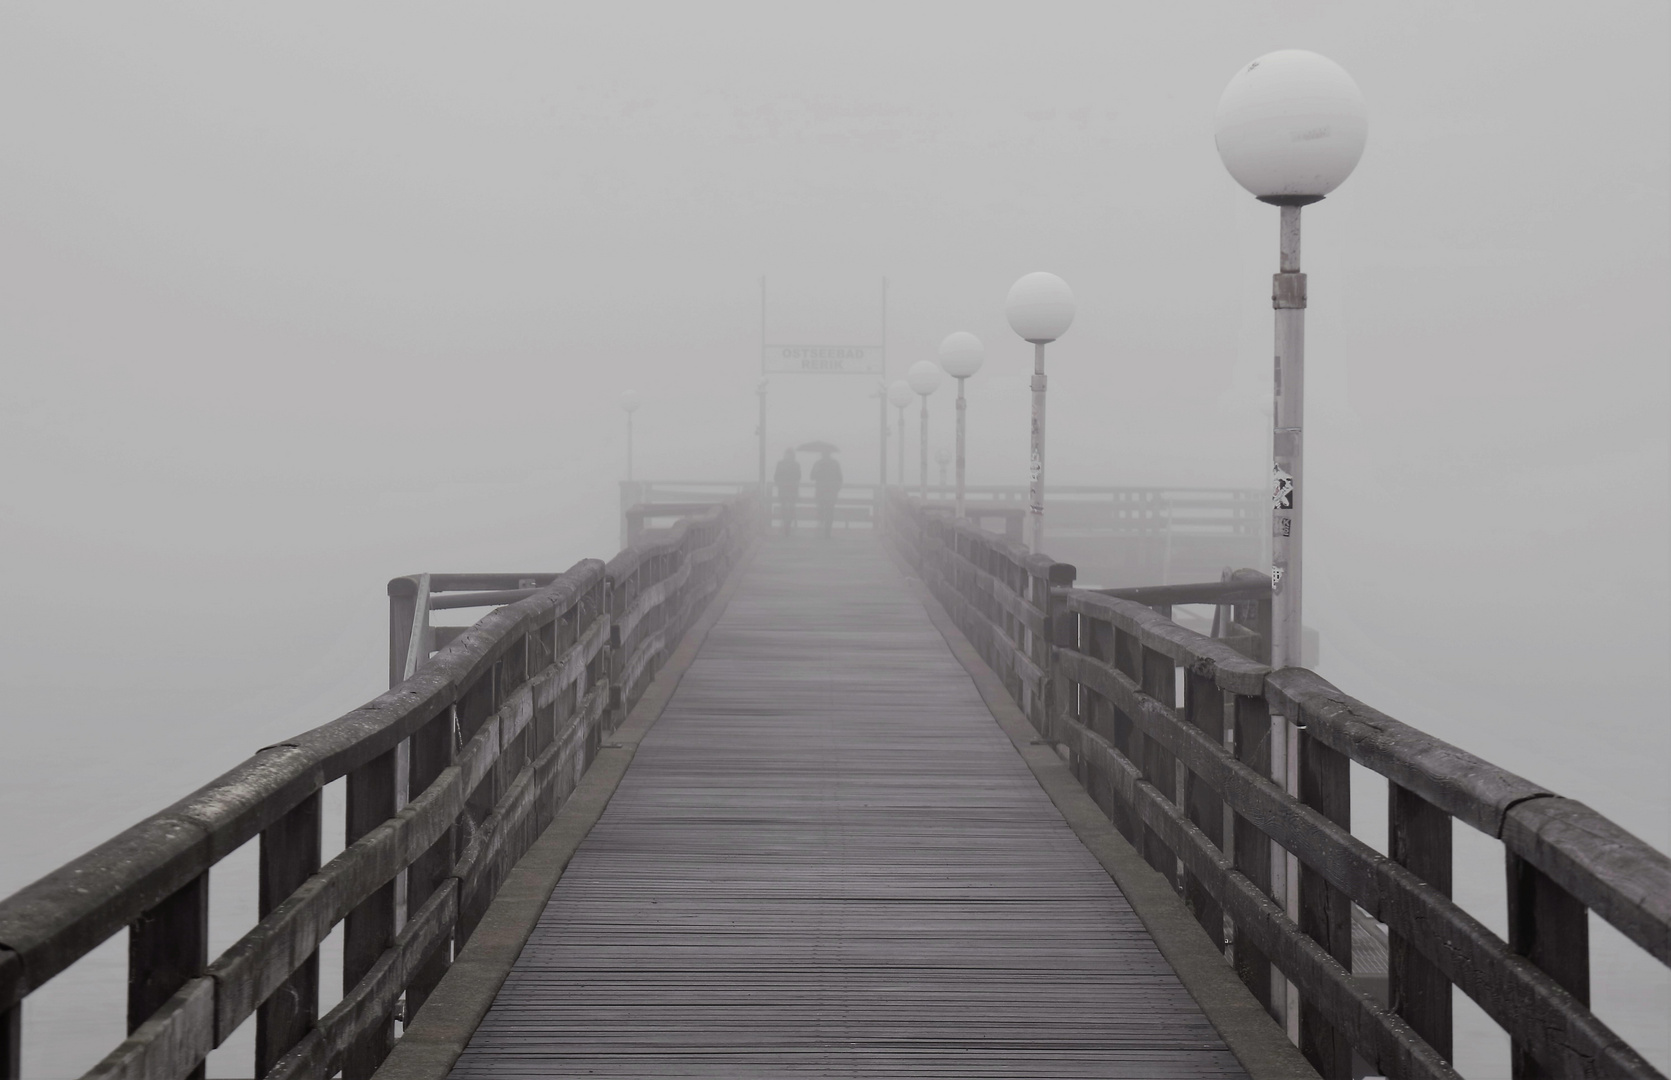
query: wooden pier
[{"left": 445, "top": 535, "right": 1246, "bottom": 1078}]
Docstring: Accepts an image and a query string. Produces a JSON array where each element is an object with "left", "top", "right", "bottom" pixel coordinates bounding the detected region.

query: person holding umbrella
[
  {"left": 773, "top": 447, "right": 801, "bottom": 535},
  {"left": 801, "top": 442, "right": 843, "bottom": 538}
]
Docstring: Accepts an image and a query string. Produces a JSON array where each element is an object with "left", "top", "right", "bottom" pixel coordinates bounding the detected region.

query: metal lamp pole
[
  {"left": 888, "top": 380, "right": 912, "bottom": 487},
  {"left": 1216, "top": 48, "right": 1366, "bottom": 1047},
  {"left": 874, "top": 382, "right": 888, "bottom": 487},
  {"left": 1005, "top": 273, "right": 1076, "bottom": 553},
  {"left": 756, "top": 379, "right": 768, "bottom": 516},
  {"left": 936, "top": 447, "right": 950, "bottom": 491},
  {"left": 937, "top": 332, "right": 985, "bottom": 518},
  {"left": 906, "top": 360, "right": 942, "bottom": 502},
  {"left": 619, "top": 391, "right": 640, "bottom": 483}
]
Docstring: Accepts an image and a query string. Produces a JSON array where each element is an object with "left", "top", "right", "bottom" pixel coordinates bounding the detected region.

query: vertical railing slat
[
  {"left": 1298, "top": 732, "right": 1353, "bottom": 1079},
  {"left": 128, "top": 871, "right": 209, "bottom": 1080},
  {"left": 1507, "top": 852, "right": 1589, "bottom": 1079},
  {"left": 255, "top": 791, "right": 321, "bottom": 1076},
  {"left": 404, "top": 705, "right": 457, "bottom": 1021},
  {"left": 1388, "top": 783, "right": 1453, "bottom": 1064},
  {"left": 1139, "top": 645, "right": 1179, "bottom": 885},
  {"left": 1232, "top": 691, "right": 1276, "bottom": 1018},
  {"left": 342, "top": 745, "right": 399, "bottom": 1079},
  {"left": 1183, "top": 670, "right": 1227, "bottom": 951}
]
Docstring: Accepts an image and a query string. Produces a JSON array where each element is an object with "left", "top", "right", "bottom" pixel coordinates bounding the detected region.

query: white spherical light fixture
[
  {"left": 888, "top": 380, "right": 913, "bottom": 409},
  {"left": 937, "top": 331, "right": 985, "bottom": 379},
  {"left": 907, "top": 359, "right": 943, "bottom": 396},
  {"left": 1005, "top": 272, "right": 1076, "bottom": 344},
  {"left": 619, "top": 390, "right": 640, "bottom": 413},
  {"left": 1214, "top": 50, "right": 1367, "bottom": 204}
]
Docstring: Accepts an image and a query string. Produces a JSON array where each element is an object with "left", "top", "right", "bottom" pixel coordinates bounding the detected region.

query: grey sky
[{"left": 1, "top": 2, "right": 1667, "bottom": 1074}]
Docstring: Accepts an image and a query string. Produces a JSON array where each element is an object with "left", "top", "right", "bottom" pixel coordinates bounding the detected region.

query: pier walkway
[{"left": 447, "top": 535, "right": 1245, "bottom": 1078}]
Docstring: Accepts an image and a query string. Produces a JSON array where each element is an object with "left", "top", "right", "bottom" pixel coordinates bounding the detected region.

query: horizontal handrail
[{"left": 882, "top": 489, "right": 1669, "bottom": 1080}]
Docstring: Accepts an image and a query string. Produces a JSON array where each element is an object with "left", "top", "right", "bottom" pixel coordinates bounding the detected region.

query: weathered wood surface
[{"left": 449, "top": 535, "right": 1246, "bottom": 1078}]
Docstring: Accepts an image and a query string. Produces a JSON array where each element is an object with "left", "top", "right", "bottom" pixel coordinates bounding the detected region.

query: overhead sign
[{"left": 762, "top": 345, "right": 884, "bottom": 374}]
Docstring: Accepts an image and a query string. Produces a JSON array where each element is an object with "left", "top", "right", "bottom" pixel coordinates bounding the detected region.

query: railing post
[
  {"left": 0, "top": 1001, "right": 16, "bottom": 1080},
  {"left": 405, "top": 705, "right": 457, "bottom": 1020},
  {"left": 1112, "top": 627, "right": 1145, "bottom": 845},
  {"left": 1507, "top": 851, "right": 1589, "bottom": 1079},
  {"left": 1139, "top": 645, "right": 1180, "bottom": 886},
  {"left": 1085, "top": 616, "right": 1134, "bottom": 841},
  {"left": 1387, "top": 783, "right": 1452, "bottom": 1065},
  {"left": 128, "top": 871, "right": 209, "bottom": 1080},
  {"left": 342, "top": 745, "right": 399, "bottom": 1078},
  {"left": 1043, "top": 564, "right": 1075, "bottom": 747},
  {"left": 1298, "top": 730, "right": 1352, "bottom": 1079},
  {"left": 1232, "top": 691, "right": 1275, "bottom": 1018},
  {"left": 389, "top": 577, "right": 418, "bottom": 689},
  {"left": 457, "top": 665, "right": 502, "bottom": 944},
  {"left": 1183, "top": 668, "right": 1227, "bottom": 952},
  {"left": 256, "top": 790, "right": 321, "bottom": 1076}
]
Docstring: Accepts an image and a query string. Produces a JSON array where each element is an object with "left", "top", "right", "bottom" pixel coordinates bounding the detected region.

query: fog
[{"left": 1, "top": 3, "right": 1666, "bottom": 1077}]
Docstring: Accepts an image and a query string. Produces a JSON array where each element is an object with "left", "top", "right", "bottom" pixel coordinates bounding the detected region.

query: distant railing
[
  {"left": 623, "top": 480, "right": 1262, "bottom": 585},
  {"left": 883, "top": 489, "right": 1671, "bottom": 1080},
  {"left": 0, "top": 495, "right": 757, "bottom": 1080}
]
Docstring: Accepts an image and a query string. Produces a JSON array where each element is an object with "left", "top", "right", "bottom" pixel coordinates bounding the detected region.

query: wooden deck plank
[{"left": 448, "top": 535, "right": 1247, "bottom": 1078}]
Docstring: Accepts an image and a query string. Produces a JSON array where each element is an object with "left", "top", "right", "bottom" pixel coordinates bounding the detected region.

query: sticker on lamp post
[{"left": 1272, "top": 465, "right": 1295, "bottom": 510}]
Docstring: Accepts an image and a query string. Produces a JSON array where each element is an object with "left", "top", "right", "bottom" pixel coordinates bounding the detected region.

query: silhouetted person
[
  {"left": 811, "top": 451, "right": 843, "bottom": 538},
  {"left": 773, "top": 448, "right": 800, "bottom": 535}
]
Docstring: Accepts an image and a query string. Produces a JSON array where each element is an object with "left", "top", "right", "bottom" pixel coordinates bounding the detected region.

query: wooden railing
[
  {"left": 629, "top": 479, "right": 1263, "bottom": 587},
  {"left": 0, "top": 495, "right": 757, "bottom": 1080},
  {"left": 883, "top": 489, "right": 1671, "bottom": 1080}
]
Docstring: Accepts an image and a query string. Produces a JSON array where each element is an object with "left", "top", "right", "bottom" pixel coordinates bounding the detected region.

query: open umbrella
[{"left": 796, "top": 440, "right": 839, "bottom": 454}]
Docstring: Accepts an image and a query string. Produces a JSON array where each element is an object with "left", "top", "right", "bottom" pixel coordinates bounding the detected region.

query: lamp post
[
  {"left": 936, "top": 447, "right": 950, "bottom": 492},
  {"left": 619, "top": 390, "right": 640, "bottom": 483},
  {"left": 756, "top": 379, "right": 769, "bottom": 523},
  {"left": 906, "top": 360, "right": 942, "bottom": 501},
  {"left": 871, "top": 381, "right": 889, "bottom": 487},
  {"left": 1005, "top": 272, "right": 1075, "bottom": 553},
  {"left": 937, "top": 331, "right": 985, "bottom": 518},
  {"left": 888, "top": 380, "right": 912, "bottom": 486},
  {"left": 1216, "top": 48, "right": 1366, "bottom": 1049}
]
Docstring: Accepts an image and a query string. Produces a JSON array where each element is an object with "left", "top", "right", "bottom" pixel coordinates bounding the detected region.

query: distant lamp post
[
  {"left": 1216, "top": 48, "right": 1365, "bottom": 1050},
  {"left": 937, "top": 331, "right": 985, "bottom": 518},
  {"left": 1005, "top": 272, "right": 1075, "bottom": 553},
  {"left": 619, "top": 390, "right": 641, "bottom": 482},
  {"left": 906, "top": 360, "right": 942, "bottom": 501},
  {"left": 936, "top": 447, "right": 951, "bottom": 492},
  {"left": 756, "top": 379, "right": 769, "bottom": 514},
  {"left": 888, "top": 380, "right": 913, "bottom": 486},
  {"left": 871, "top": 380, "right": 889, "bottom": 488}
]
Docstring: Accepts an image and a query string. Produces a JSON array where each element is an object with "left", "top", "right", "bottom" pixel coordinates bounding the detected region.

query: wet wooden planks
[{"left": 449, "top": 534, "right": 1246, "bottom": 1078}]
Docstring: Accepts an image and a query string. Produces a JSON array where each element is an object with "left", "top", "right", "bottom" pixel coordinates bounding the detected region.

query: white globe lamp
[
  {"left": 1214, "top": 50, "right": 1366, "bottom": 205},
  {"left": 1005, "top": 272, "right": 1076, "bottom": 344}
]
